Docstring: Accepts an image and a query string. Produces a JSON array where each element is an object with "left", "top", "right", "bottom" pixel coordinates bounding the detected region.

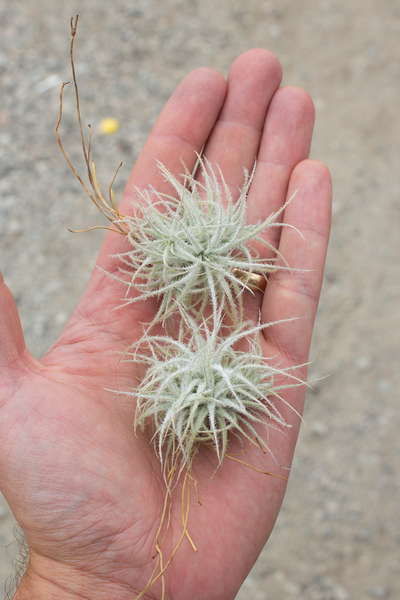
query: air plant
[
  {"left": 123, "top": 306, "right": 303, "bottom": 480},
  {"left": 113, "top": 158, "right": 294, "bottom": 326}
]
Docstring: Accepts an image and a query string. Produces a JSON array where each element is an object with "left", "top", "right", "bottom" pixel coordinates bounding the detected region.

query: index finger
[{"left": 97, "top": 67, "right": 227, "bottom": 270}]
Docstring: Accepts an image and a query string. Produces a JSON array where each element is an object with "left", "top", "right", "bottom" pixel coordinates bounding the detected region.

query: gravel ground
[{"left": 1, "top": 0, "right": 400, "bottom": 598}]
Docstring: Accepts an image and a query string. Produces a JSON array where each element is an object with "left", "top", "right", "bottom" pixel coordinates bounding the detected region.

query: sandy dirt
[{"left": 1, "top": 0, "right": 399, "bottom": 598}]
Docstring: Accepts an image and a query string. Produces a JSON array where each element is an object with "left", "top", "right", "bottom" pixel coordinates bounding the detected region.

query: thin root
[{"left": 135, "top": 452, "right": 197, "bottom": 600}]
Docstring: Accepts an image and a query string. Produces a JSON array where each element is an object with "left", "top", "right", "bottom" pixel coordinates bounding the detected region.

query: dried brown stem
[{"left": 55, "top": 15, "right": 128, "bottom": 234}]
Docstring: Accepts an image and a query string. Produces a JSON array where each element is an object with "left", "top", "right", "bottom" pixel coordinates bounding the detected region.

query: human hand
[{"left": 0, "top": 49, "right": 331, "bottom": 600}]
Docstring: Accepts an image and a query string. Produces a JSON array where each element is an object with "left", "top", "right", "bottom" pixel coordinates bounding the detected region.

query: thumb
[{"left": 0, "top": 270, "right": 28, "bottom": 375}]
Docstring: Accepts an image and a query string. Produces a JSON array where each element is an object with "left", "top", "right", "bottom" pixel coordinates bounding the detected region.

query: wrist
[
  {"left": 13, "top": 552, "right": 140, "bottom": 600},
  {"left": 14, "top": 571, "right": 78, "bottom": 600}
]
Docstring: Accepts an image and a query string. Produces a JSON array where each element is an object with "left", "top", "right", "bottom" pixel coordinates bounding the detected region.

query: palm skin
[{"left": 0, "top": 49, "right": 331, "bottom": 600}]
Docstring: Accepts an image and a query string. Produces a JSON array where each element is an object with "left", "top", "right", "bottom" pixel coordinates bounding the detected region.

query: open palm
[{"left": 0, "top": 49, "right": 331, "bottom": 600}]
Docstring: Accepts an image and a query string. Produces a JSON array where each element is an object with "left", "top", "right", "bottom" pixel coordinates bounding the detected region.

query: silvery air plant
[
  {"left": 113, "top": 157, "right": 292, "bottom": 326},
  {"left": 57, "top": 16, "right": 307, "bottom": 600},
  {"left": 127, "top": 305, "right": 304, "bottom": 481}
]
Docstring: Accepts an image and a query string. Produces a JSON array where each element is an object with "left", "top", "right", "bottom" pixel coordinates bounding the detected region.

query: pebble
[
  {"left": 368, "top": 585, "right": 390, "bottom": 599},
  {"left": 0, "top": 507, "right": 9, "bottom": 520},
  {"left": 310, "top": 420, "right": 329, "bottom": 437}
]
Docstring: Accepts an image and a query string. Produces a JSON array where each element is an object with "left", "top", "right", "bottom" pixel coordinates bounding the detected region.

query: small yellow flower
[{"left": 99, "top": 117, "right": 119, "bottom": 135}]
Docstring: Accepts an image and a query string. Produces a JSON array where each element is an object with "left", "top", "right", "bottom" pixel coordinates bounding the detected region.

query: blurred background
[{"left": 1, "top": 0, "right": 399, "bottom": 598}]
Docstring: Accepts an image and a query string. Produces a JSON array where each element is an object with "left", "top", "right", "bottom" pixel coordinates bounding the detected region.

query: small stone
[
  {"left": 377, "top": 378, "right": 391, "bottom": 393},
  {"left": 0, "top": 132, "right": 11, "bottom": 145},
  {"left": 368, "top": 585, "right": 390, "bottom": 598},
  {"left": 269, "top": 24, "right": 282, "bottom": 37},
  {"left": 0, "top": 505, "right": 10, "bottom": 520},
  {"left": 55, "top": 311, "right": 69, "bottom": 326},
  {"left": 356, "top": 356, "right": 370, "bottom": 370},
  {"left": 8, "top": 219, "right": 23, "bottom": 235},
  {"left": 35, "top": 73, "right": 62, "bottom": 95},
  {"left": 314, "top": 98, "right": 327, "bottom": 112},
  {"left": 311, "top": 420, "right": 329, "bottom": 437},
  {"left": 332, "top": 201, "right": 342, "bottom": 215}
]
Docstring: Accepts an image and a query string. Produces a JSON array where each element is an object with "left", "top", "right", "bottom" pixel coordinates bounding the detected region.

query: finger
[
  {"left": 0, "top": 271, "right": 33, "bottom": 380},
  {"left": 261, "top": 160, "right": 332, "bottom": 365},
  {"left": 98, "top": 67, "right": 227, "bottom": 267},
  {"left": 246, "top": 86, "right": 315, "bottom": 252},
  {"left": 200, "top": 49, "right": 282, "bottom": 196}
]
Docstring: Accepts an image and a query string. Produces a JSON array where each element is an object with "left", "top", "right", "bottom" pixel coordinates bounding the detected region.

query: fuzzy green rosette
[
  {"left": 123, "top": 311, "right": 302, "bottom": 475},
  {"left": 114, "top": 158, "right": 288, "bottom": 324}
]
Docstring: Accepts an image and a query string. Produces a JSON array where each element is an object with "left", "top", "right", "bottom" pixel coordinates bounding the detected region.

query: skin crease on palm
[{"left": 0, "top": 49, "right": 332, "bottom": 600}]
